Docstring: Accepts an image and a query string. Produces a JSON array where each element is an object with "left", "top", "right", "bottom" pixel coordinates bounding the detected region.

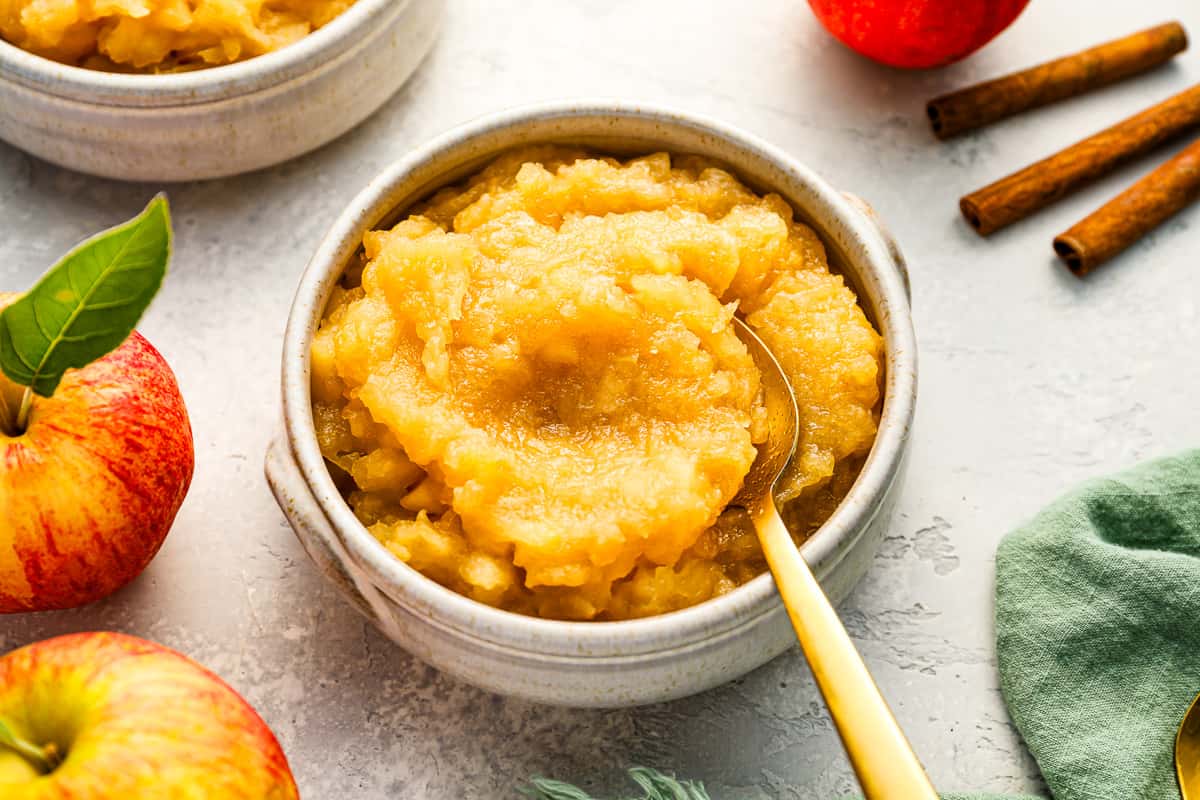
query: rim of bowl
[
  {"left": 0, "top": 0, "right": 407, "bottom": 106},
  {"left": 281, "top": 100, "right": 917, "bottom": 657}
]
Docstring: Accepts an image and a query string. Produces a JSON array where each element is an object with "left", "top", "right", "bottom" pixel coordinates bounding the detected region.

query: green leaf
[{"left": 0, "top": 194, "right": 171, "bottom": 397}]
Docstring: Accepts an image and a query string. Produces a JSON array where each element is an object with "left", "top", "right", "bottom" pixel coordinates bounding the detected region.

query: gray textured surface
[{"left": 1, "top": 1, "right": 1198, "bottom": 797}]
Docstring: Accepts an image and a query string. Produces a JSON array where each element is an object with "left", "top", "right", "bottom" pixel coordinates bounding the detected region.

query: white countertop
[{"left": 2, "top": 1, "right": 1197, "bottom": 796}]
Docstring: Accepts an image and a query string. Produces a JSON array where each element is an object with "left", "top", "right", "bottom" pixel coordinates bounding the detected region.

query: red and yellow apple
[
  {"left": 807, "top": 0, "right": 1030, "bottom": 69},
  {"left": 0, "top": 293, "right": 194, "bottom": 612},
  {"left": 0, "top": 632, "right": 299, "bottom": 798}
]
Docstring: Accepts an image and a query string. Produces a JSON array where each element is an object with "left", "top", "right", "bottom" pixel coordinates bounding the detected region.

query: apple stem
[
  {"left": 0, "top": 389, "right": 13, "bottom": 437},
  {"left": 43, "top": 742, "right": 63, "bottom": 771},
  {"left": 0, "top": 719, "right": 58, "bottom": 775},
  {"left": 14, "top": 387, "right": 32, "bottom": 434}
]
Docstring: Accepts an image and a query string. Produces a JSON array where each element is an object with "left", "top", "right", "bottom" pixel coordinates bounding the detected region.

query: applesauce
[
  {"left": 312, "top": 148, "right": 883, "bottom": 621},
  {"left": 0, "top": 0, "right": 353, "bottom": 70}
]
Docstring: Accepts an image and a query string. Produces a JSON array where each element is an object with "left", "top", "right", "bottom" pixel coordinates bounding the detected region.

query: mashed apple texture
[
  {"left": 312, "top": 148, "right": 883, "bottom": 621},
  {"left": 0, "top": 0, "right": 353, "bottom": 71}
]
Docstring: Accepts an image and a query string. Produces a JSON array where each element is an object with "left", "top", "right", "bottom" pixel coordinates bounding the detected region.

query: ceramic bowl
[
  {"left": 266, "top": 101, "right": 917, "bottom": 708},
  {"left": 0, "top": 0, "right": 443, "bottom": 181}
]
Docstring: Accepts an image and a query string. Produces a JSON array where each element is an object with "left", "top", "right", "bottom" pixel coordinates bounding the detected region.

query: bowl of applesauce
[
  {"left": 0, "top": 0, "right": 442, "bottom": 180},
  {"left": 267, "top": 101, "right": 916, "bottom": 707}
]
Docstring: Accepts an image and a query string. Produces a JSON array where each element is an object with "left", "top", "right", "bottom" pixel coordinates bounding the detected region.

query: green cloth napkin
[
  {"left": 524, "top": 451, "right": 1200, "bottom": 799},
  {"left": 995, "top": 448, "right": 1200, "bottom": 800}
]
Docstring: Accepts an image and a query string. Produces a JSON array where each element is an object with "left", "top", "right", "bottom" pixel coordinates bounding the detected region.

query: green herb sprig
[
  {"left": 522, "top": 767, "right": 712, "bottom": 800},
  {"left": 0, "top": 195, "right": 172, "bottom": 435}
]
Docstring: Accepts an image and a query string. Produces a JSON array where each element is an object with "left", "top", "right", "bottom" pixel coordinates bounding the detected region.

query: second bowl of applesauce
[
  {"left": 1, "top": 0, "right": 355, "bottom": 71},
  {"left": 0, "top": 0, "right": 443, "bottom": 180},
  {"left": 269, "top": 102, "right": 915, "bottom": 706}
]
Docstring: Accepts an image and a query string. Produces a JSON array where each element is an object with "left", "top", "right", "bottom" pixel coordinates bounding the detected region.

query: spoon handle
[{"left": 754, "top": 505, "right": 939, "bottom": 800}]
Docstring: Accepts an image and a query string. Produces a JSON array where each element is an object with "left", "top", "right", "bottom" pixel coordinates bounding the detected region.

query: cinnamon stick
[
  {"left": 1053, "top": 136, "right": 1200, "bottom": 276},
  {"left": 960, "top": 82, "right": 1200, "bottom": 236},
  {"left": 928, "top": 22, "right": 1188, "bottom": 139}
]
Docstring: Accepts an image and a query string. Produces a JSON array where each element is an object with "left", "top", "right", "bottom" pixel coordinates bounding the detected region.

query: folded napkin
[{"left": 524, "top": 451, "right": 1200, "bottom": 799}]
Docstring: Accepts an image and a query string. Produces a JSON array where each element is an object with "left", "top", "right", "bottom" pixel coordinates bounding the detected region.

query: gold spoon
[
  {"left": 732, "top": 318, "right": 938, "bottom": 800},
  {"left": 1178, "top": 691, "right": 1200, "bottom": 799}
]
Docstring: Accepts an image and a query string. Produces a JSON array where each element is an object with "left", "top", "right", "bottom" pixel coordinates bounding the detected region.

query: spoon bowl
[
  {"left": 731, "top": 319, "right": 799, "bottom": 510},
  {"left": 731, "top": 317, "right": 936, "bottom": 800},
  {"left": 1178, "top": 691, "right": 1200, "bottom": 799}
]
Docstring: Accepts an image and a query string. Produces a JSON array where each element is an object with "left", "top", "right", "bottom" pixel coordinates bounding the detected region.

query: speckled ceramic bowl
[
  {"left": 266, "top": 101, "right": 917, "bottom": 708},
  {"left": 0, "top": 0, "right": 443, "bottom": 181}
]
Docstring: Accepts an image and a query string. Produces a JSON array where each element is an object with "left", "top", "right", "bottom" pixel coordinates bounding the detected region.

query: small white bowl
[
  {"left": 0, "top": 0, "right": 443, "bottom": 181},
  {"left": 266, "top": 101, "right": 917, "bottom": 708}
]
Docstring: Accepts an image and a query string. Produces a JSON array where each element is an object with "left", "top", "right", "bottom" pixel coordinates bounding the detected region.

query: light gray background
[{"left": 2, "top": 1, "right": 1197, "bottom": 797}]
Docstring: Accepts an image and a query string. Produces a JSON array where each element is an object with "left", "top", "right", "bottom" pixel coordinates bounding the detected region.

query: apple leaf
[{"left": 0, "top": 195, "right": 171, "bottom": 398}]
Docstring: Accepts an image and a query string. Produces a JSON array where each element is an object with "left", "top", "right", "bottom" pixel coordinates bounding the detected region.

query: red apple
[
  {"left": 807, "top": 0, "right": 1030, "bottom": 69},
  {"left": 0, "top": 294, "right": 194, "bottom": 612},
  {"left": 0, "top": 632, "right": 299, "bottom": 798}
]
